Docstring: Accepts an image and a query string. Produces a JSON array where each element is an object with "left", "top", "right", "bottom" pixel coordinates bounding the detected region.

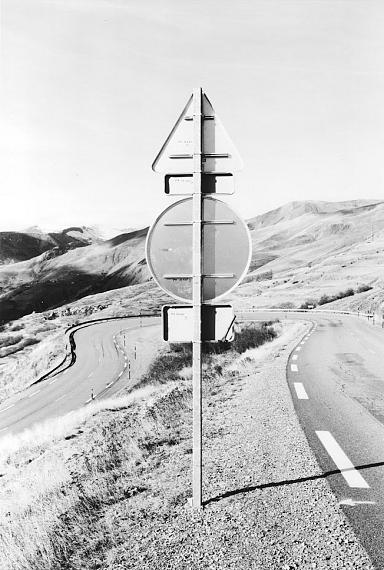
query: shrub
[
  {"left": 9, "top": 323, "right": 24, "bottom": 332},
  {"left": 318, "top": 295, "right": 330, "bottom": 305},
  {"left": 343, "top": 287, "right": 354, "bottom": 298},
  {"left": 356, "top": 284, "right": 372, "bottom": 293},
  {"left": 137, "top": 322, "right": 278, "bottom": 388},
  {"left": 22, "top": 337, "right": 40, "bottom": 348},
  {"left": 0, "top": 334, "right": 23, "bottom": 349},
  {"left": 300, "top": 299, "right": 317, "bottom": 309},
  {"left": 274, "top": 302, "right": 295, "bottom": 309},
  {"left": 232, "top": 323, "right": 277, "bottom": 354}
]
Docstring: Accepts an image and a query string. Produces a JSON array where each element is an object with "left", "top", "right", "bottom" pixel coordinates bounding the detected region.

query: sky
[{"left": 1, "top": 0, "right": 384, "bottom": 233}]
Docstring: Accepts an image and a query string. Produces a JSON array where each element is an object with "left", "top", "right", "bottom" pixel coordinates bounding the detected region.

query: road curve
[
  {"left": 0, "top": 316, "right": 161, "bottom": 437},
  {"left": 241, "top": 310, "right": 384, "bottom": 569},
  {"left": 2, "top": 308, "right": 384, "bottom": 565}
]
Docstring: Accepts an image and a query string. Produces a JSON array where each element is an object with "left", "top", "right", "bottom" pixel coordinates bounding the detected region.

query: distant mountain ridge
[
  {"left": 0, "top": 226, "right": 149, "bottom": 323},
  {"left": 248, "top": 199, "right": 384, "bottom": 229},
  {"left": 1, "top": 198, "right": 384, "bottom": 324},
  {"left": 0, "top": 226, "right": 103, "bottom": 264},
  {"left": 239, "top": 198, "right": 384, "bottom": 311}
]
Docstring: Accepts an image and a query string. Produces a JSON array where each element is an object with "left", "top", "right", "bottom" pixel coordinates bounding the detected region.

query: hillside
[
  {"left": 0, "top": 228, "right": 150, "bottom": 324},
  {"left": 235, "top": 199, "right": 384, "bottom": 311},
  {"left": 0, "top": 226, "right": 102, "bottom": 264},
  {"left": 1, "top": 198, "right": 384, "bottom": 325}
]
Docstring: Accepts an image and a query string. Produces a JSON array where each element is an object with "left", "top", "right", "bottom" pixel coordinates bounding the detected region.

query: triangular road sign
[{"left": 152, "top": 92, "right": 243, "bottom": 174}]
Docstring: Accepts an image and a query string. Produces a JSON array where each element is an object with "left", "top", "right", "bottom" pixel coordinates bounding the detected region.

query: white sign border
[{"left": 145, "top": 196, "right": 252, "bottom": 304}]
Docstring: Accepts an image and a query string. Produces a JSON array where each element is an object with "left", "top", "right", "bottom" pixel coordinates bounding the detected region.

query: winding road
[
  {"left": 0, "top": 316, "right": 160, "bottom": 437},
  {"left": 1, "top": 308, "right": 384, "bottom": 566},
  {"left": 242, "top": 310, "right": 384, "bottom": 569}
]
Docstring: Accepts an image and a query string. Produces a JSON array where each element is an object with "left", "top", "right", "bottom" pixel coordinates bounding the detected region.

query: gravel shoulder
[{"left": 101, "top": 320, "right": 374, "bottom": 569}]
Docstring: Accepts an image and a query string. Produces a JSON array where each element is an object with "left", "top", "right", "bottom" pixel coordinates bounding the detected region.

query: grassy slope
[
  {"left": 0, "top": 228, "right": 149, "bottom": 324},
  {"left": 2, "top": 199, "right": 384, "bottom": 326},
  {"left": 0, "top": 323, "right": 279, "bottom": 570},
  {"left": 233, "top": 200, "right": 384, "bottom": 313}
]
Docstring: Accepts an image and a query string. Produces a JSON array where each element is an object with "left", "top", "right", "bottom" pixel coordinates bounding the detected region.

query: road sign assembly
[{"left": 146, "top": 88, "right": 251, "bottom": 510}]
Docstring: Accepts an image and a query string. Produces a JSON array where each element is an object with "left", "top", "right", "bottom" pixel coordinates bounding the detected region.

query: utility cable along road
[
  {"left": 241, "top": 310, "right": 384, "bottom": 569},
  {"left": 0, "top": 316, "right": 160, "bottom": 437}
]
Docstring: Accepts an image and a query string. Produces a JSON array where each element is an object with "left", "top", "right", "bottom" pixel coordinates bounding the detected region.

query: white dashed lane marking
[
  {"left": 292, "top": 354, "right": 298, "bottom": 361},
  {"left": 294, "top": 382, "right": 308, "bottom": 400},
  {"left": 295, "top": 347, "right": 301, "bottom": 352},
  {"left": 291, "top": 364, "right": 298, "bottom": 372},
  {"left": 316, "top": 431, "right": 370, "bottom": 489}
]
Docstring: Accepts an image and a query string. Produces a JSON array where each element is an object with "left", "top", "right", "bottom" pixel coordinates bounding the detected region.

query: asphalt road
[
  {"left": 242, "top": 310, "right": 384, "bottom": 569},
  {"left": 0, "top": 316, "right": 160, "bottom": 437},
  {"left": 1, "top": 308, "right": 384, "bottom": 566}
]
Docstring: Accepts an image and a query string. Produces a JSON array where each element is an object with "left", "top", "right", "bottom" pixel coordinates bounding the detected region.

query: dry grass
[{"left": 0, "top": 321, "right": 279, "bottom": 570}]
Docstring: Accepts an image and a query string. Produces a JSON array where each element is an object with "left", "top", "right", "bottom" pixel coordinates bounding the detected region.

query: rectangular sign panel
[
  {"left": 165, "top": 173, "right": 234, "bottom": 195},
  {"left": 163, "top": 304, "right": 235, "bottom": 342}
]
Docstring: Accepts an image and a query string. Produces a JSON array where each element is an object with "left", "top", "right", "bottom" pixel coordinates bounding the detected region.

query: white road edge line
[
  {"left": 106, "top": 382, "right": 113, "bottom": 388},
  {"left": 0, "top": 427, "right": 8, "bottom": 433},
  {"left": 291, "top": 364, "right": 298, "bottom": 372},
  {"left": 316, "top": 431, "right": 370, "bottom": 489},
  {"left": 294, "top": 382, "right": 308, "bottom": 400},
  {"left": 0, "top": 404, "right": 14, "bottom": 414},
  {"left": 292, "top": 354, "right": 298, "bottom": 361},
  {"left": 28, "top": 390, "right": 40, "bottom": 398},
  {"left": 55, "top": 394, "right": 66, "bottom": 403}
]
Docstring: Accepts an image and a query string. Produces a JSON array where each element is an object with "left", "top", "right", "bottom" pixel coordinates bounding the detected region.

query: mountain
[
  {"left": 1, "top": 199, "right": 384, "bottom": 325},
  {"left": 0, "top": 228, "right": 149, "bottom": 324},
  {"left": 236, "top": 198, "right": 384, "bottom": 310},
  {"left": 0, "top": 226, "right": 103, "bottom": 265}
]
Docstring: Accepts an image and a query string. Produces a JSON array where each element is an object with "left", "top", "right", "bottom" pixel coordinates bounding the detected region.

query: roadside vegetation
[
  {"left": 0, "top": 321, "right": 279, "bottom": 570},
  {"left": 299, "top": 284, "right": 372, "bottom": 309}
]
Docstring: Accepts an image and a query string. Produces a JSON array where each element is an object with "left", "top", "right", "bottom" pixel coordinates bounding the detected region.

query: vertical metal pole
[{"left": 192, "top": 87, "right": 203, "bottom": 509}]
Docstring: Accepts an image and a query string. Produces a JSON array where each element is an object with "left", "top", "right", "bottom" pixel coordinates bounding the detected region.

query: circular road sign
[{"left": 146, "top": 196, "right": 251, "bottom": 303}]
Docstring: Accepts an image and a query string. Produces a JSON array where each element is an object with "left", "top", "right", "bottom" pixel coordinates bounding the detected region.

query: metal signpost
[{"left": 147, "top": 88, "right": 251, "bottom": 510}]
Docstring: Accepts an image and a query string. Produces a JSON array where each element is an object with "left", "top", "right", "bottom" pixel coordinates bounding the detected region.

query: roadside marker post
[{"left": 147, "top": 88, "right": 251, "bottom": 510}]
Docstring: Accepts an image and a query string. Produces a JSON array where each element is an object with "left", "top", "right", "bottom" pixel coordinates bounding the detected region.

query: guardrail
[
  {"left": 237, "top": 307, "right": 383, "bottom": 325},
  {"left": 33, "top": 312, "right": 160, "bottom": 386},
  {"left": 33, "top": 306, "right": 383, "bottom": 387}
]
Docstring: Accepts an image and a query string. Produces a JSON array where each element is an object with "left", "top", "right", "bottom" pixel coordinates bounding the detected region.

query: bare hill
[
  {"left": 2, "top": 199, "right": 384, "bottom": 324},
  {"left": 0, "top": 228, "right": 149, "bottom": 324},
  {"left": 235, "top": 199, "right": 384, "bottom": 311},
  {"left": 0, "top": 226, "right": 102, "bottom": 264}
]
